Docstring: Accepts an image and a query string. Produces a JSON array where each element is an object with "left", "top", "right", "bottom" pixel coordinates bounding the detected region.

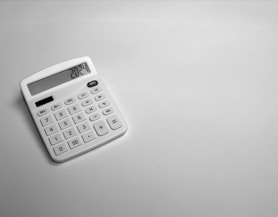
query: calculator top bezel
[{"left": 20, "top": 56, "right": 97, "bottom": 100}]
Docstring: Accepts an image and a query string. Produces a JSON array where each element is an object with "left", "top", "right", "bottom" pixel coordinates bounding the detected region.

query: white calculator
[{"left": 20, "top": 57, "right": 128, "bottom": 162}]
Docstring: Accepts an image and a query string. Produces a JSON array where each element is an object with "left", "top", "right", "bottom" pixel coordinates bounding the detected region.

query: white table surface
[{"left": 1, "top": 1, "right": 278, "bottom": 217}]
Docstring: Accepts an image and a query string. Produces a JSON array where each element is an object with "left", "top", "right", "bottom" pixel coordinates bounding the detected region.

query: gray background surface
[{"left": 1, "top": 1, "right": 278, "bottom": 217}]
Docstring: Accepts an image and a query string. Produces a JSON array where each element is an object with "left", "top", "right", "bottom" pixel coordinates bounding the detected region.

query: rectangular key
[
  {"left": 77, "top": 121, "right": 91, "bottom": 134},
  {"left": 107, "top": 115, "right": 122, "bottom": 130},
  {"left": 68, "top": 104, "right": 81, "bottom": 115},
  {"left": 81, "top": 130, "right": 96, "bottom": 143},
  {"left": 54, "top": 109, "right": 68, "bottom": 121},
  {"left": 63, "top": 127, "right": 77, "bottom": 139},
  {"left": 49, "top": 133, "right": 63, "bottom": 145},
  {"left": 58, "top": 118, "right": 73, "bottom": 130},
  {"left": 67, "top": 137, "right": 82, "bottom": 149},
  {"left": 93, "top": 120, "right": 109, "bottom": 136},
  {"left": 53, "top": 143, "right": 68, "bottom": 156},
  {"left": 44, "top": 124, "right": 59, "bottom": 136},
  {"left": 40, "top": 114, "right": 54, "bottom": 127},
  {"left": 72, "top": 113, "right": 86, "bottom": 124}
]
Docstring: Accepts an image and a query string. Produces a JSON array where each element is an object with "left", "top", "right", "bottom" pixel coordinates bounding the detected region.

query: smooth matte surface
[{"left": 1, "top": 1, "right": 278, "bottom": 217}]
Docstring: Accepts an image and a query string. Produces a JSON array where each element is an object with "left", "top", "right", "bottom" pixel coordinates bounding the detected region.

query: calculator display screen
[{"left": 28, "top": 62, "right": 90, "bottom": 95}]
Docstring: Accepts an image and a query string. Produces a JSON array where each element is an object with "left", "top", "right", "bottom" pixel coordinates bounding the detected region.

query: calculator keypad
[{"left": 36, "top": 80, "right": 125, "bottom": 159}]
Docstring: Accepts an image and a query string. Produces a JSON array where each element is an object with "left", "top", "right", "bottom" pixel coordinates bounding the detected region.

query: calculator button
[
  {"left": 85, "top": 106, "right": 97, "bottom": 114},
  {"left": 49, "top": 133, "right": 63, "bottom": 145},
  {"left": 67, "top": 137, "right": 82, "bottom": 149},
  {"left": 63, "top": 127, "right": 77, "bottom": 139},
  {"left": 40, "top": 114, "right": 54, "bottom": 127},
  {"left": 78, "top": 92, "right": 89, "bottom": 100},
  {"left": 68, "top": 104, "right": 81, "bottom": 115},
  {"left": 58, "top": 118, "right": 73, "bottom": 130},
  {"left": 102, "top": 107, "right": 114, "bottom": 116},
  {"left": 93, "top": 120, "right": 109, "bottom": 136},
  {"left": 89, "top": 113, "right": 100, "bottom": 122},
  {"left": 77, "top": 121, "right": 91, "bottom": 133},
  {"left": 98, "top": 100, "right": 110, "bottom": 108},
  {"left": 107, "top": 115, "right": 122, "bottom": 130},
  {"left": 81, "top": 99, "right": 93, "bottom": 107},
  {"left": 51, "top": 103, "right": 62, "bottom": 111},
  {"left": 90, "top": 87, "right": 102, "bottom": 94},
  {"left": 37, "top": 108, "right": 49, "bottom": 117},
  {"left": 53, "top": 143, "right": 68, "bottom": 156},
  {"left": 54, "top": 109, "right": 68, "bottom": 121},
  {"left": 94, "top": 94, "right": 106, "bottom": 101},
  {"left": 87, "top": 80, "right": 98, "bottom": 88},
  {"left": 82, "top": 130, "right": 96, "bottom": 143},
  {"left": 64, "top": 97, "right": 76, "bottom": 105},
  {"left": 45, "top": 124, "right": 59, "bottom": 136},
  {"left": 72, "top": 113, "right": 86, "bottom": 124}
]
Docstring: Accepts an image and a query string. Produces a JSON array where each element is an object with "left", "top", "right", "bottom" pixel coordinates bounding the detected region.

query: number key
[
  {"left": 49, "top": 133, "right": 63, "bottom": 145},
  {"left": 77, "top": 121, "right": 91, "bottom": 133},
  {"left": 68, "top": 104, "right": 81, "bottom": 115},
  {"left": 63, "top": 127, "right": 77, "bottom": 139},
  {"left": 40, "top": 114, "right": 54, "bottom": 127},
  {"left": 54, "top": 109, "right": 68, "bottom": 121},
  {"left": 67, "top": 137, "right": 82, "bottom": 149},
  {"left": 72, "top": 113, "right": 86, "bottom": 124},
  {"left": 58, "top": 118, "right": 73, "bottom": 130},
  {"left": 53, "top": 143, "right": 68, "bottom": 156},
  {"left": 45, "top": 124, "right": 59, "bottom": 136}
]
